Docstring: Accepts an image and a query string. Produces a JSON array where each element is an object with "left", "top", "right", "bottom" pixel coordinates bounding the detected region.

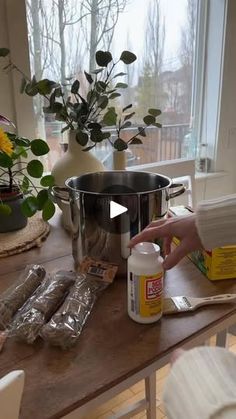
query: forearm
[
  {"left": 163, "top": 346, "right": 236, "bottom": 419},
  {"left": 196, "top": 195, "right": 236, "bottom": 249}
]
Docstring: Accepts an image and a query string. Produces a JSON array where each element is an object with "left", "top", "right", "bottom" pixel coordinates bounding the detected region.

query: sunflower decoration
[{"left": 0, "top": 128, "right": 13, "bottom": 156}]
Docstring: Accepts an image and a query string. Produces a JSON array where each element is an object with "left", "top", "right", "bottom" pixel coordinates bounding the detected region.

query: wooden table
[{"left": 1, "top": 214, "right": 236, "bottom": 419}]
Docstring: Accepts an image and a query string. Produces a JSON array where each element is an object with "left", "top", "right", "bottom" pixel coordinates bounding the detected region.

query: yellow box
[{"left": 169, "top": 206, "right": 236, "bottom": 281}]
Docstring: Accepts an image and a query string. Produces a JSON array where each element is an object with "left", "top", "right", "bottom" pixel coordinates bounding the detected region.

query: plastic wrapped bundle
[
  {"left": 0, "top": 265, "right": 46, "bottom": 330},
  {"left": 41, "top": 274, "right": 108, "bottom": 349},
  {"left": 9, "top": 270, "right": 76, "bottom": 343}
]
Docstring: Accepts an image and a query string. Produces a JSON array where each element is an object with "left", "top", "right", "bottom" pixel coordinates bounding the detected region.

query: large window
[{"left": 24, "top": 0, "right": 198, "bottom": 171}]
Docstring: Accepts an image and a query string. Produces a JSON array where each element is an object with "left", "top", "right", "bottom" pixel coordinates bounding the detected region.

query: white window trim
[{"left": 5, "top": 0, "right": 36, "bottom": 139}]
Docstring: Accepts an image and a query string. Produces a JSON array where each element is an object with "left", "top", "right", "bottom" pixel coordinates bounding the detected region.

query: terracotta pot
[{"left": 0, "top": 186, "right": 27, "bottom": 233}]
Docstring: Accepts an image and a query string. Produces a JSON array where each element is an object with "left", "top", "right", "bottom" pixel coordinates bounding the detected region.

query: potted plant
[
  {"left": 0, "top": 48, "right": 162, "bottom": 176},
  {"left": 0, "top": 114, "right": 55, "bottom": 233}
]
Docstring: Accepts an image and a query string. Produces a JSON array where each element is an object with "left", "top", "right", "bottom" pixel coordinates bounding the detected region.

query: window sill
[{"left": 195, "top": 171, "right": 229, "bottom": 180}]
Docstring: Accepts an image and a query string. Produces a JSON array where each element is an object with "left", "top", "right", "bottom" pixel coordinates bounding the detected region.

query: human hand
[{"left": 128, "top": 214, "right": 203, "bottom": 270}]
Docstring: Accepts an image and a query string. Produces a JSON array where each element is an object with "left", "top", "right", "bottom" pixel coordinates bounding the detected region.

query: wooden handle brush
[{"left": 163, "top": 294, "right": 236, "bottom": 314}]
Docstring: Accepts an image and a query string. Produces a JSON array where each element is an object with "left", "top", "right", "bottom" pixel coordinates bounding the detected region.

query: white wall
[{"left": 0, "top": 0, "right": 15, "bottom": 122}]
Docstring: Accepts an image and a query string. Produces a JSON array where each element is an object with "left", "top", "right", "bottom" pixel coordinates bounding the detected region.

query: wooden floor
[{"left": 82, "top": 333, "right": 236, "bottom": 419}]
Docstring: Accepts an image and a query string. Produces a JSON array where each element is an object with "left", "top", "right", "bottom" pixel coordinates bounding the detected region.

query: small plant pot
[{"left": 0, "top": 186, "right": 27, "bottom": 233}]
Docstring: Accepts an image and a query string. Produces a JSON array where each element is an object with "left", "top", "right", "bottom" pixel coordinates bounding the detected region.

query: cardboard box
[{"left": 169, "top": 205, "right": 236, "bottom": 281}]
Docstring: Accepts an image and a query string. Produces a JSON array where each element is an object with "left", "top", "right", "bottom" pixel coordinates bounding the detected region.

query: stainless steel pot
[{"left": 53, "top": 171, "right": 185, "bottom": 276}]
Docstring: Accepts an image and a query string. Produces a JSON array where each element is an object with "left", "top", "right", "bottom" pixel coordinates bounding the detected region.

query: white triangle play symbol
[{"left": 110, "top": 201, "right": 128, "bottom": 219}]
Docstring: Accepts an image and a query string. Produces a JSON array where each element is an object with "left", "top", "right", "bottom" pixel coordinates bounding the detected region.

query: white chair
[{"left": 0, "top": 370, "right": 25, "bottom": 419}]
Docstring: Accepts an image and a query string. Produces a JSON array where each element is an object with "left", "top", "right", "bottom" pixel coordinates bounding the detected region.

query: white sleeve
[
  {"left": 163, "top": 346, "right": 236, "bottom": 419},
  {"left": 196, "top": 195, "right": 236, "bottom": 249}
]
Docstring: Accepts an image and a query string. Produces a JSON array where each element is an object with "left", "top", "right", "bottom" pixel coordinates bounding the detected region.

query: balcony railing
[
  {"left": 94, "top": 123, "right": 190, "bottom": 168},
  {"left": 45, "top": 121, "right": 190, "bottom": 170}
]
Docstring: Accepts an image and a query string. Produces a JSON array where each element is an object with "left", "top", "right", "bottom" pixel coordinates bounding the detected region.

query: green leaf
[
  {"left": 0, "top": 152, "right": 13, "bottom": 168},
  {"left": 14, "top": 136, "right": 30, "bottom": 147},
  {"left": 124, "top": 112, "right": 135, "bottom": 121},
  {"left": 71, "top": 79, "right": 80, "bottom": 94},
  {"left": 12, "top": 146, "right": 28, "bottom": 159},
  {"left": 103, "top": 108, "right": 117, "bottom": 126},
  {"left": 90, "top": 129, "right": 104, "bottom": 143},
  {"left": 21, "top": 176, "right": 29, "bottom": 193},
  {"left": 120, "top": 51, "right": 137, "bottom": 65},
  {"left": 97, "top": 95, "right": 108, "bottom": 109},
  {"left": 102, "top": 132, "right": 111, "bottom": 139},
  {"left": 115, "top": 82, "right": 128, "bottom": 89},
  {"left": 143, "top": 115, "right": 156, "bottom": 125},
  {"left": 25, "top": 76, "right": 39, "bottom": 96},
  {"left": 113, "top": 72, "right": 127, "bottom": 78},
  {"left": 148, "top": 108, "right": 162, "bottom": 117},
  {"left": 27, "top": 160, "right": 44, "bottom": 178},
  {"left": 96, "top": 81, "right": 107, "bottom": 92},
  {"left": 0, "top": 203, "right": 12, "bottom": 215},
  {"left": 113, "top": 138, "right": 128, "bottom": 151},
  {"left": 43, "top": 106, "right": 55, "bottom": 114},
  {"left": 52, "top": 102, "right": 63, "bottom": 113},
  {"left": 21, "top": 196, "right": 38, "bottom": 217},
  {"left": 37, "top": 190, "right": 49, "bottom": 210},
  {"left": 30, "top": 139, "right": 50, "bottom": 156},
  {"left": 129, "top": 137, "right": 143, "bottom": 145},
  {"left": 109, "top": 92, "right": 121, "bottom": 100},
  {"left": 55, "top": 87, "right": 63, "bottom": 97},
  {"left": 84, "top": 71, "right": 93, "bottom": 84},
  {"left": 122, "top": 104, "right": 132, "bottom": 112},
  {"left": 36, "top": 79, "right": 58, "bottom": 95},
  {"left": 87, "top": 123, "right": 101, "bottom": 130},
  {"left": 0, "top": 48, "right": 10, "bottom": 57},
  {"left": 20, "top": 77, "right": 27, "bottom": 94},
  {"left": 138, "top": 127, "right": 146, "bottom": 137},
  {"left": 76, "top": 130, "right": 89, "bottom": 146},
  {"left": 95, "top": 51, "right": 112, "bottom": 67},
  {"left": 40, "top": 175, "right": 55, "bottom": 187},
  {"left": 42, "top": 199, "right": 55, "bottom": 221},
  {"left": 153, "top": 122, "right": 162, "bottom": 128},
  {"left": 120, "top": 121, "right": 132, "bottom": 129}
]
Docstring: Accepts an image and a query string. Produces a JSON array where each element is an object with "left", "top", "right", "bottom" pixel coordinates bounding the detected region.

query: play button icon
[{"left": 110, "top": 201, "right": 128, "bottom": 219}]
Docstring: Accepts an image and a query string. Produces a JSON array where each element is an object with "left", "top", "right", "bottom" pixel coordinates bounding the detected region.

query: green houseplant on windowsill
[
  {"left": 0, "top": 114, "right": 55, "bottom": 233},
  {"left": 0, "top": 48, "right": 162, "bottom": 176}
]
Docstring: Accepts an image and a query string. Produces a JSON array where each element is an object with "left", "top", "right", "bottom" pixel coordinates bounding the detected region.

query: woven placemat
[{"left": 0, "top": 214, "right": 50, "bottom": 258}]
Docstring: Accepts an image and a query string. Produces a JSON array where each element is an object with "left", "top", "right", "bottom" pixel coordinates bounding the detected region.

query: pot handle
[
  {"left": 51, "top": 186, "right": 70, "bottom": 203},
  {"left": 167, "top": 183, "right": 186, "bottom": 200}
]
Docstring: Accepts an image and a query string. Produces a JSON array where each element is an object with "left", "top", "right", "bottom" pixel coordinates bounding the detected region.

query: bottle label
[{"left": 129, "top": 272, "right": 163, "bottom": 317}]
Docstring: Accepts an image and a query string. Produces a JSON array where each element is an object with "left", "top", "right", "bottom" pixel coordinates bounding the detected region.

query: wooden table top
[{"left": 1, "top": 214, "right": 236, "bottom": 419}]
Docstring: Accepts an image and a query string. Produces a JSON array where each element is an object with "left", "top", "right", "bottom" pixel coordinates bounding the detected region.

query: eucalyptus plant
[{"left": 0, "top": 48, "right": 162, "bottom": 151}]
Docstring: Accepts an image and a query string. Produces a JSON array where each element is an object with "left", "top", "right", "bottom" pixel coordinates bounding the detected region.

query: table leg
[
  {"left": 145, "top": 373, "right": 156, "bottom": 419},
  {"left": 216, "top": 330, "right": 228, "bottom": 348}
]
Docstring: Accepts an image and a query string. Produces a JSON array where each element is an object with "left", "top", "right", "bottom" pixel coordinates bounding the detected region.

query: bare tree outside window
[{"left": 25, "top": 0, "right": 198, "bottom": 169}]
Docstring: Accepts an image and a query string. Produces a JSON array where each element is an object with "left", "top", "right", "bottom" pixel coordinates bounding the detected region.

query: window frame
[{"left": 4, "top": 0, "right": 226, "bottom": 173}]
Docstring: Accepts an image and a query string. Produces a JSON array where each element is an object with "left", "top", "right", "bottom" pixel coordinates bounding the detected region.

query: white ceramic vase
[
  {"left": 112, "top": 150, "right": 126, "bottom": 170},
  {"left": 52, "top": 130, "right": 105, "bottom": 231}
]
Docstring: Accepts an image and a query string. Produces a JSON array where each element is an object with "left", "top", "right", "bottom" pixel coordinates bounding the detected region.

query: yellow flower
[{"left": 0, "top": 128, "right": 13, "bottom": 156}]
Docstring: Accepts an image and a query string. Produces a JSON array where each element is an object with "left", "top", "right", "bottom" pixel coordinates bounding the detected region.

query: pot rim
[
  {"left": 65, "top": 170, "right": 172, "bottom": 196},
  {"left": 0, "top": 184, "right": 23, "bottom": 200}
]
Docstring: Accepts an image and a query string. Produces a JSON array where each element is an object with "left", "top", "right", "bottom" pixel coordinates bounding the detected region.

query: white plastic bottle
[{"left": 127, "top": 242, "right": 163, "bottom": 324}]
